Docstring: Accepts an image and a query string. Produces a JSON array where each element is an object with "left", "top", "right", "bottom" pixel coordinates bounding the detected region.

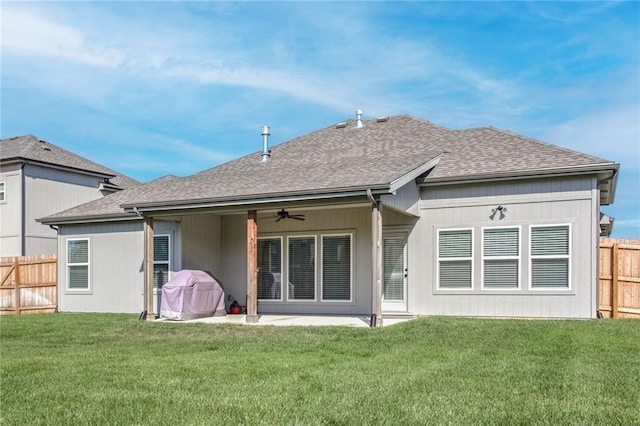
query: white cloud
[{"left": 2, "top": 8, "right": 125, "bottom": 68}]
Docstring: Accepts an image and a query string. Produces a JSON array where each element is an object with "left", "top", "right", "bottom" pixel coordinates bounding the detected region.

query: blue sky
[{"left": 2, "top": 1, "right": 639, "bottom": 237}]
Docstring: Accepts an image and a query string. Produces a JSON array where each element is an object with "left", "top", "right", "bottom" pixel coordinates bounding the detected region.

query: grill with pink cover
[{"left": 160, "top": 270, "right": 226, "bottom": 320}]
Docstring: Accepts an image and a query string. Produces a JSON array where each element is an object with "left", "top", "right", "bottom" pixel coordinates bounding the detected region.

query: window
[
  {"left": 67, "top": 239, "right": 89, "bottom": 290},
  {"left": 322, "top": 234, "right": 352, "bottom": 301},
  {"left": 530, "top": 225, "right": 570, "bottom": 289},
  {"left": 258, "top": 237, "right": 282, "bottom": 300},
  {"left": 483, "top": 227, "right": 520, "bottom": 289},
  {"left": 0, "top": 182, "right": 5, "bottom": 202},
  {"left": 153, "top": 234, "right": 170, "bottom": 289},
  {"left": 438, "top": 229, "right": 473, "bottom": 289},
  {"left": 288, "top": 236, "right": 316, "bottom": 300}
]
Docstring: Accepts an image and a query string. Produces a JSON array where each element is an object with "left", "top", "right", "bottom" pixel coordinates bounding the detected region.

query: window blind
[
  {"left": 531, "top": 225, "right": 570, "bottom": 288},
  {"left": 68, "top": 239, "right": 88, "bottom": 264},
  {"left": 384, "top": 237, "right": 404, "bottom": 300},
  {"left": 483, "top": 228, "right": 519, "bottom": 289},
  {"left": 322, "top": 235, "right": 351, "bottom": 301},
  {"left": 154, "top": 235, "right": 170, "bottom": 262},
  {"left": 438, "top": 229, "right": 472, "bottom": 289},
  {"left": 258, "top": 238, "right": 282, "bottom": 300}
]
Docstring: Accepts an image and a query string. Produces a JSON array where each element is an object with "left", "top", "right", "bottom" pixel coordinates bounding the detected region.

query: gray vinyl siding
[
  {"left": 0, "top": 164, "right": 23, "bottom": 256},
  {"left": 181, "top": 214, "right": 222, "bottom": 274},
  {"left": 58, "top": 221, "right": 144, "bottom": 313},
  {"left": 412, "top": 176, "right": 599, "bottom": 319},
  {"left": 217, "top": 207, "right": 374, "bottom": 315},
  {"left": 23, "top": 164, "right": 108, "bottom": 255},
  {"left": 57, "top": 219, "right": 180, "bottom": 314}
]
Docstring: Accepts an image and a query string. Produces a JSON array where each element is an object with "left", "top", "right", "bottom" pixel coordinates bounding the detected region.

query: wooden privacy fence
[
  {"left": 599, "top": 238, "right": 640, "bottom": 318},
  {"left": 0, "top": 255, "right": 57, "bottom": 315}
]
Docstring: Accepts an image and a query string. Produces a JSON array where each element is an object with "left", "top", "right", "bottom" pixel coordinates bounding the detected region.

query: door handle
[{"left": 404, "top": 268, "right": 408, "bottom": 278}]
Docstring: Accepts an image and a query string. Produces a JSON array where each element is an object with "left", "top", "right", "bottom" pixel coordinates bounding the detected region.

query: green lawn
[{"left": 1, "top": 314, "right": 638, "bottom": 425}]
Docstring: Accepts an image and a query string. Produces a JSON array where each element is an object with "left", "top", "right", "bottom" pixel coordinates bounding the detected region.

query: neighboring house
[
  {"left": 40, "top": 115, "right": 619, "bottom": 321},
  {"left": 0, "top": 135, "right": 139, "bottom": 257}
]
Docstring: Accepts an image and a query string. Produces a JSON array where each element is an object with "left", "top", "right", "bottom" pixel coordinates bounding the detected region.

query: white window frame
[
  {"left": 153, "top": 234, "right": 171, "bottom": 289},
  {"left": 320, "top": 233, "right": 353, "bottom": 303},
  {"left": 529, "top": 224, "right": 572, "bottom": 291},
  {"left": 437, "top": 228, "right": 474, "bottom": 291},
  {"left": 66, "top": 238, "right": 90, "bottom": 292},
  {"left": 481, "top": 226, "right": 521, "bottom": 291},
  {"left": 257, "top": 236, "right": 284, "bottom": 302},
  {"left": 287, "top": 235, "right": 317, "bottom": 302},
  {"left": 0, "top": 181, "right": 5, "bottom": 202}
]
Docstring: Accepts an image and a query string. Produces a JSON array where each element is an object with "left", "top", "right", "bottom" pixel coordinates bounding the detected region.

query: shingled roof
[
  {"left": 0, "top": 135, "right": 140, "bottom": 189},
  {"left": 40, "top": 115, "right": 618, "bottom": 223}
]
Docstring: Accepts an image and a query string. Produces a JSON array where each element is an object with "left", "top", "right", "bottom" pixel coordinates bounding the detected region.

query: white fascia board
[
  {"left": 389, "top": 155, "right": 442, "bottom": 193},
  {"left": 38, "top": 214, "right": 140, "bottom": 225}
]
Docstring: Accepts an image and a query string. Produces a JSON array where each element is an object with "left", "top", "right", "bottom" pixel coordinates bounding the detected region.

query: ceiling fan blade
[
  {"left": 290, "top": 216, "right": 305, "bottom": 221},
  {"left": 275, "top": 216, "right": 283, "bottom": 222}
]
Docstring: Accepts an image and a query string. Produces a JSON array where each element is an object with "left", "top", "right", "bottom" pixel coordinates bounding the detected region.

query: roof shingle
[{"left": 40, "top": 115, "right": 617, "bottom": 222}]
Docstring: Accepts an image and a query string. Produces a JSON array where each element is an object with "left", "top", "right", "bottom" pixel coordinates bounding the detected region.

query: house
[
  {"left": 39, "top": 114, "right": 618, "bottom": 321},
  {"left": 0, "top": 135, "right": 139, "bottom": 257}
]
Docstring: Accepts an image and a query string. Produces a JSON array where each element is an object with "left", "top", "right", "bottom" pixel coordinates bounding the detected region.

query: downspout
[{"left": 20, "top": 163, "right": 26, "bottom": 256}]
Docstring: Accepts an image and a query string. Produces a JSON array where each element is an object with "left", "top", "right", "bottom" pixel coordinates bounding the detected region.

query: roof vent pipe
[
  {"left": 354, "top": 109, "right": 363, "bottom": 128},
  {"left": 260, "top": 125, "right": 271, "bottom": 162}
]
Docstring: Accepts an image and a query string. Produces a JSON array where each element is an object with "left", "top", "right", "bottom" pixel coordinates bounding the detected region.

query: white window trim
[
  {"left": 66, "top": 238, "right": 90, "bottom": 292},
  {"left": 0, "top": 181, "right": 5, "bottom": 203},
  {"left": 287, "top": 235, "right": 317, "bottom": 302},
  {"left": 320, "top": 233, "right": 353, "bottom": 303},
  {"left": 257, "top": 236, "right": 284, "bottom": 302},
  {"left": 529, "top": 224, "right": 572, "bottom": 291},
  {"left": 436, "top": 228, "right": 474, "bottom": 291},
  {"left": 153, "top": 234, "right": 171, "bottom": 290},
  {"left": 481, "top": 226, "right": 521, "bottom": 291}
]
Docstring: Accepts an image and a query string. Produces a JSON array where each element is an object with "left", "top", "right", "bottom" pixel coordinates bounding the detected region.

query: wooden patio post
[
  {"left": 371, "top": 200, "right": 383, "bottom": 326},
  {"left": 246, "top": 210, "right": 259, "bottom": 323},
  {"left": 144, "top": 216, "right": 155, "bottom": 320}
]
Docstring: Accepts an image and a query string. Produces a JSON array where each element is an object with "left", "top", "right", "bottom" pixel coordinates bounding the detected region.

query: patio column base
[{"left": 246, "top": 314, "right": 259, "bottom": 324}]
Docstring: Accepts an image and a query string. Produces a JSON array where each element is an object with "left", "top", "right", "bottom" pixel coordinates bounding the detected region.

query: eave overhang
[
  {"left": 120, "top": 185, "right": 394, "bottom": 214},
  {"left": 1, "top": 157, "right": 116, "bottom": 180},
  {"left": 419, "top": 162, "right": 620, "bottom": 205}
]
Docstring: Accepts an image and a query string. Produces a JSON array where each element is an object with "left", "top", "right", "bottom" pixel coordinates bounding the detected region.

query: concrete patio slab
[{"left": 156, "top": 314, "right": 415, "bottom": 327}]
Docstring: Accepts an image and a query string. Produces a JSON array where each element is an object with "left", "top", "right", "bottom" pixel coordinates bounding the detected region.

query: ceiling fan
[{"left": 273, "top": 209, "right": 305, "bottom": 222}]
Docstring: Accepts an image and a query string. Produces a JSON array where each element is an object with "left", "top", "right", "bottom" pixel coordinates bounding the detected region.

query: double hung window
[
  {"left": 67, "top": 239, "right": 89, "bottom": 290},
  {"left": 530, "top": 225, "right": 570, "bottom": 289},
  {"left": 438, "top": 229, "right": 473, "bottom": 289},
  {"left": 482, "top": 227, "right": 520, "bottom": 289}
]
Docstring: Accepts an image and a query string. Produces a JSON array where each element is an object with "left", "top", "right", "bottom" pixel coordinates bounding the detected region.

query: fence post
[
  {"left": 612, "top": 243, "right": 619, "bottom": 318},
  {"left": 13, "top": 257, "right": 20, "bottom": 315}
]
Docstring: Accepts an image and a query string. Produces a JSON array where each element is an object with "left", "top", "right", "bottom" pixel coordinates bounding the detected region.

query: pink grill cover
[{"left": 160, "top": 270, "right": 226, "bottom": 320}]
